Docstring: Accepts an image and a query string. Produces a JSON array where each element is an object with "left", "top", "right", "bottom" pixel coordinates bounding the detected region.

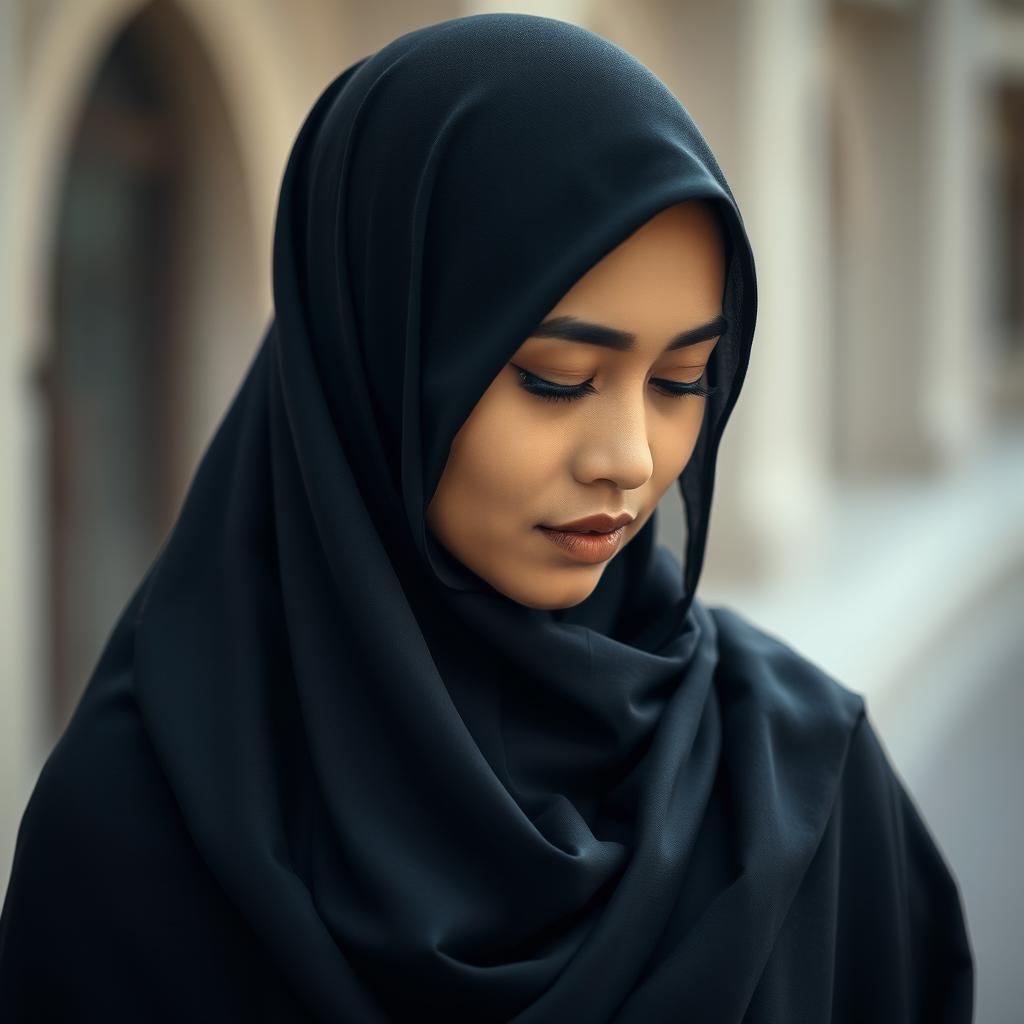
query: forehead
[
  {"left": 575, "top": 202, "right": 725, "bottom": 289},
  {"left": 537, "top": 204, "right": 726, "bottom": 325}
]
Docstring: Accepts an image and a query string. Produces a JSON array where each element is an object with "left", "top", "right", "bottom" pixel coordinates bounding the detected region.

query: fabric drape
[{"left": 0, "top": 13, "right": 972, "bottom": 1022}]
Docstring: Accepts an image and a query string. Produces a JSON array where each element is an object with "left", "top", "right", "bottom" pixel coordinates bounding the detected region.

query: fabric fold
[{"left": 0, "top": 12, "right": 972, "bottom": 1024}]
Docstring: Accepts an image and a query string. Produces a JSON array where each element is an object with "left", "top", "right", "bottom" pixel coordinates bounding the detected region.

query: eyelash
[{"left": 513, "top": 367, "right": 720, "bottom": 404}]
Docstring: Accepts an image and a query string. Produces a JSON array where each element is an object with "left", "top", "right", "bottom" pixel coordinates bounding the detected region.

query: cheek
[
  {"left": 440, "top": 393, "right": 555, "bottom": 524},
  {"left": 651, "top": 401, "right": 706, "bottom": 483}
]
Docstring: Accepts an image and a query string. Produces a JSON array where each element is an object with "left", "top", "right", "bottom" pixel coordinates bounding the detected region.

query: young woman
[{"left": 0, "top": 13, "right": 973, "bottom": 1022}]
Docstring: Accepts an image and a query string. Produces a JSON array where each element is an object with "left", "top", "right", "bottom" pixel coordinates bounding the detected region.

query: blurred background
[{"left": 1, "top": 0, "right": 1021, "bottom": 1018}]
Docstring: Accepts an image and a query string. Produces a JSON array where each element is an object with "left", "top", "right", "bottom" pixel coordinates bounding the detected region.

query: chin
[{"left": 500, "top": 572, "right": 602, "bottom": 611}]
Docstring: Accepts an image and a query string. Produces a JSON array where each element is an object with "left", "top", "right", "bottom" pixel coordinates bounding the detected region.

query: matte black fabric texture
[{"left": 0, "top": 13, "right": 973, "bottom": 1023}]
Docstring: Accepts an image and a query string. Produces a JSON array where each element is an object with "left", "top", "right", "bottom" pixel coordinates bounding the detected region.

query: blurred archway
[{"left": 41, "top": 0, "right": 258, "bottom": 734}]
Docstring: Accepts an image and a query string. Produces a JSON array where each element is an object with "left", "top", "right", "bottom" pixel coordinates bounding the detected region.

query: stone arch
[{"left": 25, "top": 0, "right": 267, "bottom": 733}]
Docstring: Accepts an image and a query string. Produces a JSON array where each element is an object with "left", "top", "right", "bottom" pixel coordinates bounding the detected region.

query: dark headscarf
[{"left": 0, "top": 13, "right": 973, "bottom": 1022}]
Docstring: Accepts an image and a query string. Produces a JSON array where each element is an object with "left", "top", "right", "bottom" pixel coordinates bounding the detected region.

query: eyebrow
[{"left": 529, "top": 313, "right": 728, "bottom": 353}]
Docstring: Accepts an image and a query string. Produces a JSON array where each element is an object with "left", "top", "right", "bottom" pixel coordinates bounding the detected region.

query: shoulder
[
  {"left": 0, "top": 662, "right": 307, "bottom": 1022},
  {"left": 1, "top": 664, "right": 161, "bottom": 912},
  {"left": 705, "top": 601, "right": 866, "bottom": 742},
  {"left": 705, "top": 605, "right": 976, "bottom": 1019},
  {"left": 828, "top": 710, "right": 975, "bottom": 1019},
  {"left": 837, "top": 708, "right": 973, "bottom": 938},
  {"left": 706, "top": 602, "right": 971, "bottom": 932},
  {"left": 4, "top": 658, "right": 193, "bottom": 905}
]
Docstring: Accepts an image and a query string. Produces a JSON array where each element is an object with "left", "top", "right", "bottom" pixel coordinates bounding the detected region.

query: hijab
[{"left": 0, "top": 13, "right": 973, "bottom": 1022}]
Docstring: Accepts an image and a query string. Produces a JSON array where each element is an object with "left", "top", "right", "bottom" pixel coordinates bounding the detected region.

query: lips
[{"left": 541, "top": 511, "right": 635, "bottom": 534}]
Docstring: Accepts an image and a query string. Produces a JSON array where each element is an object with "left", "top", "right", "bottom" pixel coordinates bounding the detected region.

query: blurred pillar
[
  {"left": 919, "top": 0, "right": 987, "bottom": 467},
  {"left": 979, "top": 6, "right": 1024, "bottom": 416},
  {"left": 828, "top": 7, "right": 929, "bottom": 475},
  {"left": 0, "top": 0, "right": 39, "bottom": 895},
  {"left": 701, "top": 0, "right": 833, "bottom": 583},
  {"left": 829, "top": 0, "right": 988, "bottom": 476}
]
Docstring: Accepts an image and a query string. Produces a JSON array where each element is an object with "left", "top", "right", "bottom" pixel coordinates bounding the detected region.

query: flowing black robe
[{"left": 0, "top": 13, "right": 973, "bottom": 1022}]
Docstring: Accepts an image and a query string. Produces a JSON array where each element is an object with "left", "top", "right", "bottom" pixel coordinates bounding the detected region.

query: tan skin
[{"left": 426, "top": 200, "right": 725, "bottom": 610}]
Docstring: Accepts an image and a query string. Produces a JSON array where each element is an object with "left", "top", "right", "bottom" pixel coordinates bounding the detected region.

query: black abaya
[{"left": 0, "top": 13, "right": 973, "bottom": 1022}]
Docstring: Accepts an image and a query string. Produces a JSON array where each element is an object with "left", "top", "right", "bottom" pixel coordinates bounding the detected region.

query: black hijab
[{"left": 0, "top": 13, "right": 973, "bottom": 1022}]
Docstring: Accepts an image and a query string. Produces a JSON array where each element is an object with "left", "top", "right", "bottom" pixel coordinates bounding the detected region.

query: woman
[{"left": 0, "top": 13, "right": 973, "bottom": 1022}]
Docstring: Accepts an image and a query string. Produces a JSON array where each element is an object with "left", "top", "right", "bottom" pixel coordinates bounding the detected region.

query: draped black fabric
[{"left": 0, "top": 13, "right": 973, "bottom": 1023}]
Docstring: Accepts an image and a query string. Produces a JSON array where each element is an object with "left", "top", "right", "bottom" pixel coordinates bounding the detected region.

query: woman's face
[{"left": 426, "top": 200, "right": 726, "bottom": 610}]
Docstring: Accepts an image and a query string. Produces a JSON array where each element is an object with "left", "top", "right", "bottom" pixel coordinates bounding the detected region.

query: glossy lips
[
  {"left": 537, "top": 525, "right": 626, "bottom": 563},
  {"left": 536, "top": 511, "right": 634, "bottom": 565},
  {"left": 544, "top": 511, "right": 634, "bottom": 533}
]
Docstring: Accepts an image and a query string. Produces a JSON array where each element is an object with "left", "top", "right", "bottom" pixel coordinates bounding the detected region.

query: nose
[{"left": 571, "top": 393, "right": 655, "bottom": 492}]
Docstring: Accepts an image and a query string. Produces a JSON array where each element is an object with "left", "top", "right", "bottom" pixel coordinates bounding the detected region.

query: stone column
[
  {"left": 702, "top": 0, "right": 834, "bottom": 585},
  {"left": 920, "top": 0, "right": 987, "bottom": 467},
  {"left": 0, "top": 0, "right": 41, "bottom": 895}
]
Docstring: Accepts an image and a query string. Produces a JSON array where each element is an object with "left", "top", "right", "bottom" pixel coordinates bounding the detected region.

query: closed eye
[{"left": 512, "top": 366, "right": 718, "bottom": 404}]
